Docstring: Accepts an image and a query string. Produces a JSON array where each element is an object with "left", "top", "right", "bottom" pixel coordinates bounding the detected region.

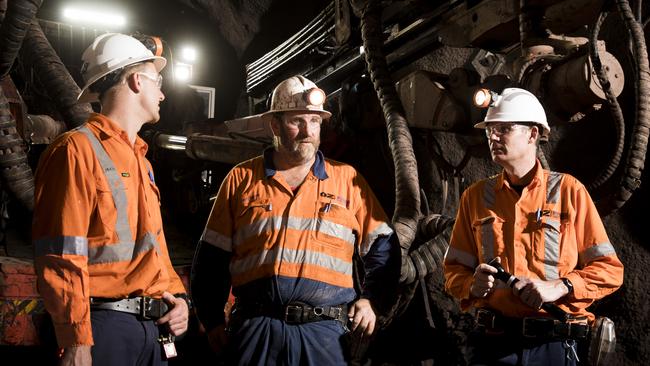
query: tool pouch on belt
[{"left": 587, "top": 316, "right": 616, "bottom": 366}]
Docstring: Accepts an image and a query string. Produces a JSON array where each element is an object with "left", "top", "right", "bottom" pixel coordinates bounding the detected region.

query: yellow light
[
  {"left": 306, "top": 88, "right": 326, "bottom": 106},
  {"left": 473, "top": 88, "right": 493, "bottom": 108}
]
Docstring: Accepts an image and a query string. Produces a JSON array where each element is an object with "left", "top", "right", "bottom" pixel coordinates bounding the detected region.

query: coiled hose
[
  {"left": 0, "top": 88, "right": 33, "bottom": 210},
  {"left": 0, "top": 0, "right": 42, "bottom": 77},
  {"left": 0, "top": 0, "right": 43, "bottom": 211},
  {"left": 359, "top": 2, "right": 421, "bottom": 282},
  {"left": 20, "top": 19, "right": 91, "bottom": 129},
  {"left": 400, "top": 214, "right": 455, "bottom": 284},
  {"left": 597, "top": 0, "right": 650, "bottom": 214},
  {"left": 587, "top": 10, "right": 626, "bottom": 192}
]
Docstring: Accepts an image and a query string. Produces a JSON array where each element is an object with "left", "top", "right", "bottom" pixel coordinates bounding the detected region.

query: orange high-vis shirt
[
  {"left": 444, "top": 161, "right": 623, "bottom": 322},
  {"left": 201, "top": 151, "right": 393, "bottom": 293},
  {"left": 32, "top": 113, "right": 186, "bottom": 347}
]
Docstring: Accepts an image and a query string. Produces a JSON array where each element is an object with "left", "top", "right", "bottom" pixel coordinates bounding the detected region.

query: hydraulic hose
[
  {"left": 359, "top": 2, "right": 420, "bottom": 282},
  {"left": 0, "top": 0, "right": 42, "bottom": 77},
  {"left": 0, "top": 85, "right": 33, "bottom": 210},
  {"left": 597, "top": 0, "right": 650, "bottom": 214},
  {"left": 20, "top": 20, "right": 91, "bottom": 129},
  {"left": 401, "top": 214, "right": 454, "bottom": 284},
  {"left": 587, "top": 11, "right": 626, "bottom": 192}
]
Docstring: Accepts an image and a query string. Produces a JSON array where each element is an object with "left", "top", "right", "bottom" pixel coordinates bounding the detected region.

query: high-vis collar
[
  {"left": 86, "top": 113, "right": 149, "bottom": 155},
  {"left": 496, "top": 159, "right": 544, "bottom": 191},
  {"left": 263, "top": 148, "right": 329, "bottom": 180}
]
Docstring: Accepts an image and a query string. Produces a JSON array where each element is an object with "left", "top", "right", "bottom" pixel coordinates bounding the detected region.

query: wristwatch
[{"left": 560, "top": 277, "right": 574, "bottom": 295}]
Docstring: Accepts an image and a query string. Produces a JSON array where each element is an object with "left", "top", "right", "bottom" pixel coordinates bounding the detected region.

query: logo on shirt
[{"left": 121, "top": 172, "right": 130, "bottom": 177}]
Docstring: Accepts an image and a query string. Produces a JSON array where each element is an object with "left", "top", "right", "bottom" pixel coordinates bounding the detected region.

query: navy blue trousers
[
  {"left": 227, "top": 316, "right": 349, "bottom": 366},
  {"left": 90, "top": 310, "right": 167, "bottom": 366},
  {"left": 468, "top": 332, "right": 580, "bottom": 366}
]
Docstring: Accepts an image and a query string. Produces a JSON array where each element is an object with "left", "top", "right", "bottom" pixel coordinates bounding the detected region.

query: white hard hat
[
  {"left": 261, "top": 75, "right": 332, "bottom": 121},
  {"left": 78, "top": 33, "right": 166, "bottom": 102},
  {"left": 474, "top": 87, "right": 550, "bottom": 135}
]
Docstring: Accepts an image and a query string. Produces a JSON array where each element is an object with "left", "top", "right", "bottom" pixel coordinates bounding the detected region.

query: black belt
[
  {"left": 476, "top": 309, "right": 589, "bottom": 339},
  {"left": 234, "top": 301, "right": 348, "bottom": 326},
  {"left": 90, "top": 297, "right": 169, "bottom": 320}
]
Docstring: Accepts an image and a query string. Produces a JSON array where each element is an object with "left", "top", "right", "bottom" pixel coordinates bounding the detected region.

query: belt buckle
[
  {"left": 284, "top": 304, "right": 303, "bottom": 324},
  {"left": 140, "top": 297, "right": 152, "bottom": 320}
]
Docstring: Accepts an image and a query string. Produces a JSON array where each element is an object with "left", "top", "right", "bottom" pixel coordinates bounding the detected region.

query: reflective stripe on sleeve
[
  {"left": 360, "top": 222, "right": 393, "bottom": 256},
  {"left": 445, "top": 246, "right": 478, "bottom": 269},
  {"left": 201, "top": 228, "right": 232, "bottom": 252},
  {"left": 34, "top": 236, "right": 89, "bottom": 257},
  {"left": 579, "top": 242, "right": 617, "bottom": 265}
]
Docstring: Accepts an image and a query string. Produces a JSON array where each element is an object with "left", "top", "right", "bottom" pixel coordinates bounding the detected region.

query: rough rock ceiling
[{"left": 175, "top": 0, "right": 330, "bottom": 61}]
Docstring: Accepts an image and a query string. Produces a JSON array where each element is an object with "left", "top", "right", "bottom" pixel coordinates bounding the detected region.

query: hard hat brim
[
  {"left": 260, "top": 108, "right": 332, "bottom": 123},
  {"left": 77, "top": 56, "right": 166, "bottom": 103}
]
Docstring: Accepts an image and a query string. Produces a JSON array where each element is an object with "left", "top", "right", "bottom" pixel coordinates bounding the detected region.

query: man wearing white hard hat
[
  {"left": 191, "top": 75, "right": 399, "bottom": 365},
  {"left": 33, "top": 33, "right": 189, "bottom": 366},
  {"left": 443, "top": 88, "right": 623, "bottom": 365}
]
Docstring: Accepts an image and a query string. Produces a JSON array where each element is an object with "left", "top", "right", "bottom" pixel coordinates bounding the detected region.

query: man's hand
[
  {"left": 60, "top": 345, "right": 91, "bottom": 366},
  {"left": 156, "top": 292, "right": 189, "bottom": 336},
  {"left": 347, "top": 298, "right": 376, "bottom": 338},
  {"left": 206, "top": 324, "right": 229, "bottom": 355},
  {"left": 512, "top": 277, "right": 569, "bottom": 309},
  {"left": 470, "top": 257, "right": 499, "bottom": 298}
]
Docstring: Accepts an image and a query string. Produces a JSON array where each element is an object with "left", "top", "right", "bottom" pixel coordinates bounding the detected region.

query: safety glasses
[
  {"left": 136, "top": 72, "right": 163, "bottom": 89},
  {"left": 485, "top": 123, "right": 529, "bottom": 138}
]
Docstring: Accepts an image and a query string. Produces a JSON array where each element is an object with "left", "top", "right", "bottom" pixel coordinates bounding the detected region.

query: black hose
[
  {"left": 587, "top": 11, "right": 627, "bottom": 192},
  {"left": 597, "top": 0, "right": 650, "bottom": 214},
  {"left": 0, "top": 0, "right": 42, "bottom": 77},
  {"left": 20, "top": 20, "right": 92, "bottom": 129},
  {"left": 402, "top": 219, "right": 454, "bottom": 284},
  {"left": 0, "top": 86, "right": 33, "bottom": 211},
  {"left": 359, "top": 2, "right": 420, "bottom": 281}
]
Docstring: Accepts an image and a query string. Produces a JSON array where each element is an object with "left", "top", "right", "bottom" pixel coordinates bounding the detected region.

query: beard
[{"left": 276, "top": 130, "right": 320, "bottom": 164}]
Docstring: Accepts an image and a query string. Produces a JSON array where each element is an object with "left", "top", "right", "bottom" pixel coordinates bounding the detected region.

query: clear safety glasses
[{"left": 136, "top": 72, "right": 163, "bottom": 89}]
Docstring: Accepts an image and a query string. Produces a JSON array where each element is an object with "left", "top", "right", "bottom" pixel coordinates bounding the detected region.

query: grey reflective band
[
  {"left": 445, "top": 246, "right": 478, "bottom": 269},
  {"left": 234, "top": 216, "right": 356, "bottom": 248},
  {"left": 79, "top": 126, "right": 134, "bottom": 244},
  {"left": 480, "top": 220, "right": 495, "bottom": 263},
  {"left": 580, "top": 242, "right": 617, "bottom": 265},
  {"left": 230, "top": 246, "right": 353, "bottom": 279},
  {"left": 546, "top": 172, "right": 563, "bottom": 204},
  {"left": 78, "top": 126, "right": 160, "bottom": 264},
  {"left": 483, "top": 177, "right": 496, "bottom": 209},
  {"left": 361, "top": 222, "right": 394, "bottom": 256},
  {"left": 542, "top": 217, "right": 561, "bottom": 280},
  {"left": 88, "top": 232, "right": 160, "bottom": 265},
  {"left": 542, "top": 172, "right": 564, "bottom": 279},
  {"left": 34, "top": 236, "right": 89, "bottom": 257},
  {"left": 201, "top": 228, "right": 233, "bottom": 252}
]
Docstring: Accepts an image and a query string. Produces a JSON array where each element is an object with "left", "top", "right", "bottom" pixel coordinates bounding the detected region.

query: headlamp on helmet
[
  {"left": 473, "top": 88, "right": 499, "bottom": 108},
  {"left": 305, "top": 87, "right": 326, "bottom": 107}
]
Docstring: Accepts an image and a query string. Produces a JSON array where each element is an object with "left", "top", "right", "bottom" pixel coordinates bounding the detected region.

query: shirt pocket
[
  {"left": 532, "top": 216, "right": 567, "bottom": 266},
  {"left": 312, "top": 199, "right": 356, "bottom": 249},
  {"left": 94, "top": 176, "right": 120, "bottom": 238},
  {"left": 471, "top": 215, "right": 505, "bottom": 262},
  {"left": 236, "top": 198, "right": 273, "bottom": 247}
]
